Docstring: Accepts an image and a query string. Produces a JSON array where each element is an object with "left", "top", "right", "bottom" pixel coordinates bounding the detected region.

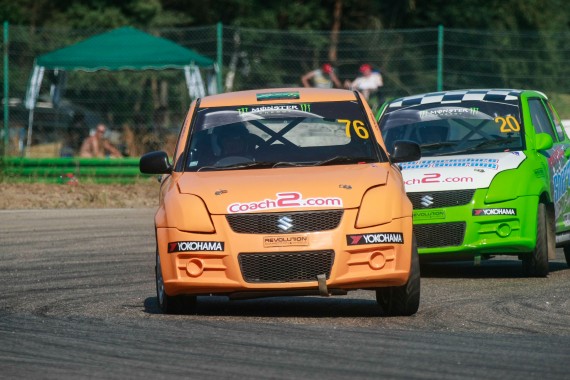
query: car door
[{"left": 528, "top": 97, "right": 570, "bottom": 236}]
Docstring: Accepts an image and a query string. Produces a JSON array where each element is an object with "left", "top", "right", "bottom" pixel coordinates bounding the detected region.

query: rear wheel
[
  {"left": 376, "top": 235, "right": 420, "bottom": 316},
  {"left": 564, "top": 246, "right": 570, "bottom": 268},
  {"left": 522, "top": 203, "right": 549, "bottom": 277},
  {"left": 156, "top": 250, "right": 197, "bottom": 314}
]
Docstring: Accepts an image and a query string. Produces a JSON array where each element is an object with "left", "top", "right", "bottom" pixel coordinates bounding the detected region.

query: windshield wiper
[
  {"left": 312, "top": 156, "right": 377, "bottom": 166},
  {"left": 272, "top": 161, "right": 310, "bottom": 168},
  {"left": 197, "top": 161, "right": 276, "bottom": 171},
  {"left": 419, "top": 142, "right": 457, "bottom": 150},
  {"left": 434, "top": 137, "right": 520, "bottom": 156}
]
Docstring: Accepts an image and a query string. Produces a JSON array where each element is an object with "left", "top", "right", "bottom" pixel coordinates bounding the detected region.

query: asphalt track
[{"left": 1, "top": 208, "right": 568, "bottom": 379}]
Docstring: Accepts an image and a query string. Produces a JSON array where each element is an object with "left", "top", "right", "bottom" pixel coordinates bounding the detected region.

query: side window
[
  {"left": 528, "top": 98, "right": 557, "bottom": 140},
  {"left": 545, "top": 101, "right": 567, "bottom": 141}
]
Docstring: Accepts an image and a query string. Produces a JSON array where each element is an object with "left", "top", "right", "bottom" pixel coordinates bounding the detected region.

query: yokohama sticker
[
  {"left": 228, "top": 191, "right": 342, "bottom": 213},
  {"left": 472, "top": 208, "right": 516, "bottom": 216},
  {"left": 346, "top": 233, "right": 404, "bottom": 245},
  {"left": 168, "top": 241, "right": 224, "bottom": 253}
]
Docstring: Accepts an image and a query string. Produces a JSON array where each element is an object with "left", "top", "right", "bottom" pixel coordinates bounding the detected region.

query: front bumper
[
  {"left": 156, "top": 209, "right": 414, "bottom": 297},
  {"left": 414, "top": 190, "right": 539, "bottom": 258}
]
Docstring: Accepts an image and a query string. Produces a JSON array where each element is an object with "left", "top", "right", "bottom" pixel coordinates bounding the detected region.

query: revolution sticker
[
  {"left": 346, "top": 232, "right": 404, "bottom": 245},
  {"left": 263, "top": 235, "right": 309, "bottom": 248},
  {"left": 413, "top": 209, "right": 446, "bottom": 220},
  {"left": 472, "top": 208, "right": 516, "bottom": 216},
  {"left": 168, "top": 241, "right": 225, "bottom": 253}
]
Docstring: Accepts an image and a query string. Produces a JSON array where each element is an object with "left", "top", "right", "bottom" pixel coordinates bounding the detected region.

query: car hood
[
  {"left": 176, "top": 164, "right": 390, "bottom": 214},
  {"left": 398, "top": 151, "right": 526, "bottom": 192}
]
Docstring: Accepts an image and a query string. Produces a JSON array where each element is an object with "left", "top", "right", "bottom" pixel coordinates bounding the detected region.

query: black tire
[
  {"left": 156, "top": 251, "right": 197, "bottom": 314},
  {"left": 376, "top": 234, "right": 420, "bottom": 316},
  {"left": 522, "top": 203, "right": 549, "bottom": 277},
  {"left": 564, "top": 246, "right": 570, "bottom": 268}
]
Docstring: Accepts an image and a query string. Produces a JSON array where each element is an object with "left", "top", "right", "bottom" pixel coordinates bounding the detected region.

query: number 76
[{"left": 337, "top": 119, "right": 370, "bottom": 139}]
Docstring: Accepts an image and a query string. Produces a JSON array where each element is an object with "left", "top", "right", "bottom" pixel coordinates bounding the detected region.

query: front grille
[
  {"left": 414, "top": 222, "right": 466, "bottom": 248},
  {"left": 227, "top": 210, "right": 343, "bottom": 234},
  {"left": 238, "top": 250, "right": 335, "bottom": 283},
  {"left": 408, "top": 190, "right": 475, "bottom": 209}
]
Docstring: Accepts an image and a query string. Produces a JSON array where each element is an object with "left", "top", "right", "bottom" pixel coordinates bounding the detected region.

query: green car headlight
[{"left": 485, "top": 160, "right": 548, "bottom": 204}]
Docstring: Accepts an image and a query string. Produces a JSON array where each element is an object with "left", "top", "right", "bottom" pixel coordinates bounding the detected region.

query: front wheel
[
  {"left": 376, "top": 234, "right": 420, "bottom": 316},
  {"left": 156, "top": 250, "right": 197, "bottom": 314},
  {"left": 522, "top": 203, "right": 549, "bottom": 277},
  {"left": 564, "top": 246, "right": 570, "bottom": 268}
]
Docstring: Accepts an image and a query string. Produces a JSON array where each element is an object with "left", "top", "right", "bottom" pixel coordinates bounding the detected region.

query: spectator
[
  {"left": 301, "top": 63, "right": 342, "bottom": 89},
  {"left": 344, "top": 63, "right": 384, "bottom": 101},
  {"left": 79, "top": 123, "right": 123, "bottom": 158},
  {"left": 60, "top": 113, "right": 87, "bottom": 157}
]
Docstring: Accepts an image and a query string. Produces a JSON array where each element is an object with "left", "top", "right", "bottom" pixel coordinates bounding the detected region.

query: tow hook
[
  {"left": 474, "top": 254, "right": 481, "bottom": 266},
  {"left": 317, "top": 274, "right": 329, "bottom": 297}
]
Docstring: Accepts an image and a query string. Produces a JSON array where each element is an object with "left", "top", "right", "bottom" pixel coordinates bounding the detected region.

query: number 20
[{"left": 494, "top": 115, "right": 520, "bottom": 132}]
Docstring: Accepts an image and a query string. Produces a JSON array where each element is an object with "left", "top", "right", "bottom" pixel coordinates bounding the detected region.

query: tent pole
[
  {"left": 216, "top": 22, "right": 223, "bottom": 93},
  {"left": 3, "top": 21, "right": 8, "bottom": 157},
  {"left": 25, "top": 108, "right": 35, "bottom": 157},
  {"left": 24, "top": 64, "right": 44, "bottom": 157}
]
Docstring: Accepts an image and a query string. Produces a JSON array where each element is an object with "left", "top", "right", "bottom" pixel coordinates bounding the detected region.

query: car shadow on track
[
  {"left": 143, "top": 294, "right": 393, "bottom": 317},
  {"left": 419, "top": 257, "right": 568, "bottom": 279}
]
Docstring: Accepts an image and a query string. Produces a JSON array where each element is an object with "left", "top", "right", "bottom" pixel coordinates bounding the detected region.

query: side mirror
[
  {"left": 140, "top": 151, "right": 172, "bottom": 174},
  {"left": 391, "top": 140, "right": 421, "bottom": 163},
  {"left": 535, "top": 133, "right": 554, "bottom": 151}
]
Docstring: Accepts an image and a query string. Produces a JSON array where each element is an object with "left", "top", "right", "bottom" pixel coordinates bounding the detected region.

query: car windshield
[
  {"left": 379, "top": 99, "right": 525, "bottom": 157},
  {"left": 184, "top": 101, "right": 384, "bottom": 171}
]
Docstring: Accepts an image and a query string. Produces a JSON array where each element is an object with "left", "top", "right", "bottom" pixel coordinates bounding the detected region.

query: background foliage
[
  {"left": 2, "top": 0, "right": 570, "bottom": 158},
  {"left": 3, "top": 0, "right": 569, "bottom": 32}
]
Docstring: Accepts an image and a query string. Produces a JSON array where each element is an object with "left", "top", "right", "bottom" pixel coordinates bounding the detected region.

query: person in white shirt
[{"left": 344, "top": 63, "right": 384, "bottom": 101}]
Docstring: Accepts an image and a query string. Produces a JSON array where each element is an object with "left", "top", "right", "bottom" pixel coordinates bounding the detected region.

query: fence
[{"left": 2, "top": 23, "right": 570, "bottom": 159}]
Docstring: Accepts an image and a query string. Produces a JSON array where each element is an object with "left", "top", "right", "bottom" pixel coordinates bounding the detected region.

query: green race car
[{"left": 378, "top": 89, "right": 570, "bottom": 276}]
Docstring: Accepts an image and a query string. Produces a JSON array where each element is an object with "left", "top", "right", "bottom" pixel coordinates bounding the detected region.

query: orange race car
[{"left": 140, "top": 88, "right": 421, "bottom": 315}]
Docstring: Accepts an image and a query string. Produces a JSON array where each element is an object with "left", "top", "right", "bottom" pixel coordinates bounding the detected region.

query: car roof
[
  {"left": 199, "top": 87, "right": 358, "bottom": 108},
  {"left": 386, "top": 89, "right": 548, "bottom": 109}
]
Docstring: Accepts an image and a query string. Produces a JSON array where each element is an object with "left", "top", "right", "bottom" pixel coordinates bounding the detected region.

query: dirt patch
[{"left": 0, "top": 180, "right": 160, "bottom": 209}]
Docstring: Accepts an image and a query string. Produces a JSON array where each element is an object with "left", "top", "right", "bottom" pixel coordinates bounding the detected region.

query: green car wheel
[{"left": 522, "top": 203, "right": 549, "bottom": 277}]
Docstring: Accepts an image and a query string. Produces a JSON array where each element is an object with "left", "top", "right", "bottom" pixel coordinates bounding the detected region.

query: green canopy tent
[{"left": 23, "top": 26, "right": 216, "bottom": 154}]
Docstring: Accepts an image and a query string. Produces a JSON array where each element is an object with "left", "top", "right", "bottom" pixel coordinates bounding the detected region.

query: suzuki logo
[
  {"left": 420, "top": 195, "right": 434, "bottom": 207},
  {"left": 277, "top": 216, "right": 293, "bottom": 232}
]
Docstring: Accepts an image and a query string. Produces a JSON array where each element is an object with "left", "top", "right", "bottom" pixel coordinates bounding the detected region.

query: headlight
[
  {"left": 163, "top": 193, "right": 215, "bottom": 233},
  {"left": 485, "top": 160, "right": 545, "bottom": 204},
  {"left": 355, "top": 185, "right": 397, "bottom": 228}
]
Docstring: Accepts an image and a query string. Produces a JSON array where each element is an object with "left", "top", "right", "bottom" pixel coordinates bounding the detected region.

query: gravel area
[{"left": 0, "top": 180, "right": 160, "bottom": 209}]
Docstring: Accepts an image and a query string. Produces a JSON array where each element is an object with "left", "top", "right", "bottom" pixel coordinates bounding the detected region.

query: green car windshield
[
  {"left": 379, "top": 100, "right": 525, "bottom": 157},
  {"left": 184, "top": 101, "right": 385, "bottom": 171}
]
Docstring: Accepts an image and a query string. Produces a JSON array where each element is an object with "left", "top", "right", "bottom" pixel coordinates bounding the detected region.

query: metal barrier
[{"left": 1, "top": 157, "right": 149, "bottom": 183}]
